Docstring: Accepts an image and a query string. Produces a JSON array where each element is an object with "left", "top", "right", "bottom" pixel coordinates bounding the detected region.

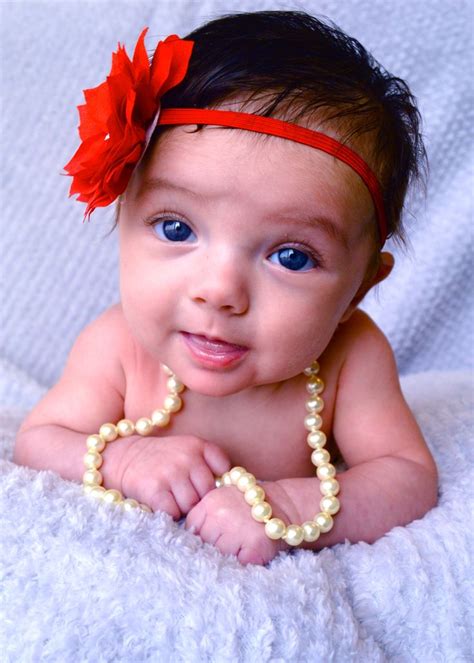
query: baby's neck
[{"left": 181, "top": 378, "right": 288, "bottom": 415}]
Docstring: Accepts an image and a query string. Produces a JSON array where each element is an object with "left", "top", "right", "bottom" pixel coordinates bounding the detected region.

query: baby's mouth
[{"left": 180, "top": 332, "right": 249, "bottom": 367}]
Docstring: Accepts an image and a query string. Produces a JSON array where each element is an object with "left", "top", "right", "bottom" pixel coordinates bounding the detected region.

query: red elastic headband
[
  {"left": 65, "top": 29, "right": 387, "bottom": 245},
  {"left": 158, "top": 109, "right": 388, "bottom": 245}
]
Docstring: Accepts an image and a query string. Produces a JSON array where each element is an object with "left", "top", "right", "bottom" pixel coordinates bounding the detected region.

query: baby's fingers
[
  {"left": 149, "top": 490, "right": 181, "bottom": 520},
  {"left": 190, "top": 464, "right": 219, "bottom": 499},
  {"left": 172, "top": 479, "right": 201, "bottom": 516},
  {"left": 213, "top": 533, "right": 268, "bottom": 565},
  {"left": 185, "top": 500, "right": 206, "bottom": 534},
  {"left": 236, "top": 545, "right": 267, "bottom": 566},
  {"left": 214, "top": 532, "right": 242, "bottom": 558},
  {"left": 202, "top": 440, "right": 231, "bottom": 477}
]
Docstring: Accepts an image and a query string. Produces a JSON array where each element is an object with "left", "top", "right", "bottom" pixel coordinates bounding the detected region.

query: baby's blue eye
[
  {"left": 268, "top": 247, "right": 315, "bottom": 271},
  {"left": 153, "top": 219, "right": 196, "bottom": 242}
]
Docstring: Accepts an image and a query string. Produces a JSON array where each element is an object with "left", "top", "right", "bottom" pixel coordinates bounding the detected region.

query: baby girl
[{"left": 14, "top": 10, "right": 438, "bottom": 565}]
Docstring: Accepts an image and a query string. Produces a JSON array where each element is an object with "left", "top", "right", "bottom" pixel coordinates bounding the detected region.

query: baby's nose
[{"left": 189, "top": 256, "right": 249, "bottom": 315}]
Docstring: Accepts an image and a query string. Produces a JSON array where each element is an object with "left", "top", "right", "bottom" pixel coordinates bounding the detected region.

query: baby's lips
[
  {"left": 185, "top": 331, "right": 249, "bottom": 351},
  {"left": 181, "top": 332, "right": 249, "bottom": 368}
]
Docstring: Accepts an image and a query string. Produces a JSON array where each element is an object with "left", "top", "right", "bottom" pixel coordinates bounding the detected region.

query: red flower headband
[
  {"left": 65, "top": 29, "right": 388, "bottom": 245},
  {"left": 64, "top": 29, "right": 194, "bottom": 217}
]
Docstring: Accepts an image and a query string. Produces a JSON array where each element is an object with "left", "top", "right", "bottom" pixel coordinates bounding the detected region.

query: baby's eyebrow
[
  {"left": 140, "top": 176, "right": 350, "bottom": 250},
  {"left": 272, "top": 214, "right": 350, "bottom": 251},
  {"left": 139, "top": 176, "right": 207, "bottom": 201}
]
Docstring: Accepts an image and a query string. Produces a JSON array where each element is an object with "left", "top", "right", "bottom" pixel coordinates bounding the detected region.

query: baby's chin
[
  {"left": 174, "top": 370, "right": 258, "bottom": 399},
  {"left": 172, "top": 364, "right": 305, "bottom": 401}
]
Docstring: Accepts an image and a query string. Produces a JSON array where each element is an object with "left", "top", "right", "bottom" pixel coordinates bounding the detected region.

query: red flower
[{"left": 64, "top": 29, "right": 193, "bottom": 218}]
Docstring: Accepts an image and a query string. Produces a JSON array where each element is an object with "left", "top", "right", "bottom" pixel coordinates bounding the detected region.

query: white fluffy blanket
[{"left": 1, "top": 369, "right": 472, "bottom": 661}]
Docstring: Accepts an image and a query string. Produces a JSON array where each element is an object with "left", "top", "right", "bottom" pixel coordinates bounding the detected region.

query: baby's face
[{"left": 119, "top": 125, "right": 378, "bottom": 396}]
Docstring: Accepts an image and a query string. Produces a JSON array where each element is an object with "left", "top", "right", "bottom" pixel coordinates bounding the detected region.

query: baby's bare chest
[{"left": 122, "top": 357, "right": 340, "bottom": 481}]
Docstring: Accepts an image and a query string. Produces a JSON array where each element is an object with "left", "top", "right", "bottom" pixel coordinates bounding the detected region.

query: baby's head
[
  {"left": 156, "top": 10, "right": 425, "bottom": 249},
  {"left": 66, "top": 11, "right": 426, "bottom": 391},
  {"left": 113, "top": 10, "right": 426, "bottom": 285}
]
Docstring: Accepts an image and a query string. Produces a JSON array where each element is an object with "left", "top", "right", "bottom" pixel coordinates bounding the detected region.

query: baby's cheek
[
  {"left": 120, "top": 291, "right": 154, "bottom": 351},
  {"left": 261, "top": 310, "right": 330, "bottom": 374}
]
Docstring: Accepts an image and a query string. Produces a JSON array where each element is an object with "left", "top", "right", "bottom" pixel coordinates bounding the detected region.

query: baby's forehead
[
  {"left": 133, "top": 126, "right": 377, "bottom": 252},
  {"left": 154, "top": 100, "right": 380, "bottom": 175},
  {"left": 150, "top": 124, "right": 372, "bottom": 201}
]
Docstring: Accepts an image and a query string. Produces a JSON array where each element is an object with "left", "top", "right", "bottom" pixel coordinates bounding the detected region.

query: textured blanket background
[{"left": 0, "top": 1, "right": 473, "bottom": 661}]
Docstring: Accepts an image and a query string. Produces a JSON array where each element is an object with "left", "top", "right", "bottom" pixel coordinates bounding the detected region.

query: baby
[{"left": 14, "top": 10, "right": 438, "bottom": 566}]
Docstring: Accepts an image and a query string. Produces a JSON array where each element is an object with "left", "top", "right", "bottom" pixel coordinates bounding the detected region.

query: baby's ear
[
  {"left": 369, "top": 251, "right": 394, "bottom": 287},
  {"left": 339, "top": 252, "right": 394, "bottom": 323}
]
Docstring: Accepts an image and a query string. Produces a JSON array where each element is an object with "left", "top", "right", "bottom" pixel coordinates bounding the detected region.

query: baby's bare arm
[
  {"left": 273, "top": 312, "right": 438, "bottom": 548},
  {"left": 14, "top": 306, "right": 230, "bottom": 517},
  {"left": 14, "top": 305, "right": 129, "bottom": 480}
]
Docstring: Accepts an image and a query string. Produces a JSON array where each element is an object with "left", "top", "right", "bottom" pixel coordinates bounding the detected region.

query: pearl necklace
[{"left": 82, "top": 361, "right": 340, "bottom": 547}]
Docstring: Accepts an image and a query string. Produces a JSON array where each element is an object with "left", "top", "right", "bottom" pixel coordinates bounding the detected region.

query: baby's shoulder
[
  {"left": 87, "top": 303, "right": 130, "bottom": 336},
  {"left": 69, "top": 303, "right": 136, "bottom": 373},
  {"left": 328, "top": 308, "right": 393, "bottom": 364},
  {"left": 77, "top": 303, "right": 129, "bottom": 342},
  {"left": 320, "top": 308, "right": 398, "bottom": 402},
  {"left": 327, "top": 308, "right": 399, "bottom": 403}
]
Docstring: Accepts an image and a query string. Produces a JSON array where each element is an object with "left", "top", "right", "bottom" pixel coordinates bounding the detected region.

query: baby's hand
[
  {"left": 116, "top": 435, "right": 231, "bottom": 519},
  {"left": 185, "top": 481, "right": 298, "bottom": 565}
]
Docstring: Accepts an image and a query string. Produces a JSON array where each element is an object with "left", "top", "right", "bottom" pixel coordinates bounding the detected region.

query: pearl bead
[
  {"left": 162, "top": 364, "right": 174, "bottom": 376},
  {"left": 237, "top": 472, "right": 257, "bottom": 492},
  {"left": 140, "top": 504, "right": 152, "bottom": 512},
  {"left": 320, "top": 495, "right": 340, "bottom": 515},
  {"left": 167, "top": 376, "right": 184, "bottom": 393},
  {"left": 229, "top": 466, "right": 246, "bottom": 484},
  {"left": 264, "top": 518, "right": 287, "bottom": 539},
  {"left": 103, "top": 489, "right": 122, "bottom": 504},
  {"left": 306, "top": 397, "right": 324, "bottom": 413},
  {"left": 316, "top": 463, "right": 336, "bottom": 480},
  {"left": 221, "top": 472, "right": 233, "bottom": 486},
  {"left": 151, "top": 409, "right": 170, "bottom": 427},
  {"left": 135, "top": 417, "right": 153, "bottom": 436},
  {"left": 215, "top": 478, "right": 224, "bottom": 488},
  {"left": 251, "top": 501, "right": 272, "bottom": 522},
  {"left": 83, "top": 450, "right": 102, "bottom": 470},
  {"left": 117, "top": 419, "right": 135, "bottom": 436},
  {"left": 306, "top": 377, "right": 324, "bottom": 395},
  {"left": 304, "top": 413, "right": 322, "bottom": 430},
  {"left": 320, "top": 478, "right": 340, "bottom": 496},
  {"left": 307, "top": 430, "right": 327, "bottom": 448},
  {"left": 315, "top": 512, "right": 333, "bottom": 533},
  {"left": 304, "top": 362, "right": 319, "bottom": 376},
  {"left": 311, "top": 448, "right": 330, "bottom": 467},
  {"left": 163, "top": 394, "right": 182, "bottom": 413},
  {"left": 244, "top": 485, "right": 265, "bottom": 505},
  {"left": 89, "top": 485, "right": 106, "bottom": 498},
  {"left": 122, "top": 498, "right": 140, "bottom": 511},
  {"left": 86, "top": 434, "right": 106, "bottom": 452},
  {"left": 99, "top": 423, "right": 118, "bottom": 442},
  {"left": 285, "top": 524, "right": 305, "bottom": 546},
  {"left": 302, "top": 521, "right": 321, "bottom": 542},
  {"left": 83, "top": 469, "right": 103, "bottom": 486}
]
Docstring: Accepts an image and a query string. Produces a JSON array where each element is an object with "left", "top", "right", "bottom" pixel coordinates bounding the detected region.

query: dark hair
[{"left": 158, "top": 10, "right": 426, "bottom": 247}]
